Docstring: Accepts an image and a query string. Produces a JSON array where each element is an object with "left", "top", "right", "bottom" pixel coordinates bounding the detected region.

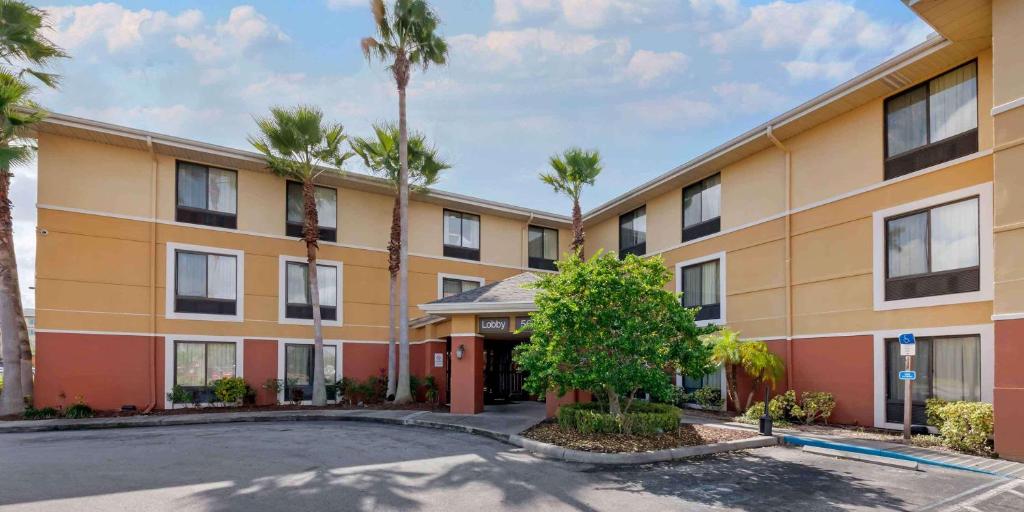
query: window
[
  {"left": 174, "top": 250, "right": 238, "bottom": 316},
  {"left": 619, "top": 206, "right": 646, "bottom": 258},
  {"left": 885, "top": 335, "right": 980, "bottom": 424},
  {"left": 285, "top": 261, "right": 339, "bottom": 321},
  {"left": 284, "top": 344, "right": 338, "bottom": 401},
  {"left": 683, "top": 174, "right": 721, "bottom": 242},
  {"left": 443, "top": 209, "right": 480, "bottom": 260},
  {"left": 174, "top": 341, "right": 237, "bottom": 402},
  {"left": 286, "top": 181, "right": 337, "bottom": 242},
  {"left": 885, "top": 197, "right": 979, "bottom": 301},
  {"left": 528, "top": 226, "right": 559, "bottom": 271},
  {"left": 441, "top": 277, "right": 481, "bottom": 299},
  {"left": 176, "top": 161, "right": 237, "bottom": 228},
  {"left": 682, "top": 366, "right": 723, "bottom": 394},
  {"left": 884, "top": 61, "right": 978, "bottom": 179},
  {"left": 680, "top": 259, "right": 721, "bottom": 322}
]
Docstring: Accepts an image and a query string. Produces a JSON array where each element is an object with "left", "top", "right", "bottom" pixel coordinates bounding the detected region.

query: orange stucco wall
[
  {"left": 244, "top": 339, "right": 278, "bottom": 406},
  {"left": 995, "top": 318, "right": 1024, "bottom": 460},
  {"left": 450, "top": 335, "right": 484, "bottom": 414},
  {"left": 790, "top": 336, "right": 874, "bottom": 426}
]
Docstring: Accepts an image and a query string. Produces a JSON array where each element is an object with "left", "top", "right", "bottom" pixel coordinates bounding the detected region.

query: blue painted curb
[{"left": 782, "top": 435, "right": 1001, "bottom": 476}]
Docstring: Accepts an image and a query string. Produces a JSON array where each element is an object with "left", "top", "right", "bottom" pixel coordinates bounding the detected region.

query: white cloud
[
  {"left": 45, "top": 3, "right": 202, "bottom": 52},
  {"left": 712, "top": 82, "right": 787, "bottom": 112},
  {"left": 782, "top": 59, "right": 855, "bottom": 81},
  {"left": 618, "top": 94, "right": 718, "bottom": 127},
  {"left": 689, "top": 0, "right": 740, "bottom": 20},
  {"left": 624, "top": 50, "right": 688, "bottom": 87},
  {"left": 69, "top": 105, "right": 225, "bottom": 134},
  {"left": 326, "top": 0, "right": 367, "bottom": 10},
  {"left": 174, "top": 6, "right": 288, "bottom": 63},
  {"left": 451, "top": 28, "right": 628, "bottom": 69},
  {"left": 493, "top": 0, "right": 554, "bottom": 24},
  {"left": 493, "top": 0, "right": 669, "bottom": 29}
]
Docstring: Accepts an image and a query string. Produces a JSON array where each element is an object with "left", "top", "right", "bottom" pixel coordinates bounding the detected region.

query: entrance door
[{"left": 484, "top": 341, "right": 525, "bottom": 403}]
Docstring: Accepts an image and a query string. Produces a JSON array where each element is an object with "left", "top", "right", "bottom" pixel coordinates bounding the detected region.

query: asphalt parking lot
[{"left": 0, "top": 422, "right": 1019, "bottom": 511}]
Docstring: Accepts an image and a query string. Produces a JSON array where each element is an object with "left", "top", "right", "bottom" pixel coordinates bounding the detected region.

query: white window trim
[
  {"left": 675, "top": 251, "right": 727, "bottom": 327},
  {"left": 872, "top": 182, "right": 993, "bottom": 311},
  {"left": 165, "top": 242, "right": 245, "bottom": 322},
  {"left": 164, "top": 334, "right": 244, "bottom": 410},
  {"left": 872, "top": 324, "right": 994, "bottom": 430},
  {"left": 276, "top": 338, "right": 344, "bottom": 405},
  {"left": 278, "top": 255, "right": 344, "bottom": 327},
  {"left": 437, "top": 273, "right": 485, "bottom": 300}
]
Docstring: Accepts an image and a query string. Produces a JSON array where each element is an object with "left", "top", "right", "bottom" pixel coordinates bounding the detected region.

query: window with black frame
[
  {"left": 619, "top": 206, "right": 646, "bottom": 258},
  {"left": 284, "top": 344, "right": 338, "bottom": 401},
  {"left": 884, "top": 61, "right": 978, "bottom": 180},
  {"left": 683, "top": 174, "right": 721, "bottom": 242},
  {"left": 885, "top": 334, "right": 981, "bottom": 424},
  {"left": 176, "top": 161, "right": 237, "bottom": 228},
  {"left": 528, "top": 225, "right": 559, "bottom": 270},
  {"left": 174, "top": 250, "right": 238, "bottom": 315},
  {"left": 285, "top": 261, "right": 339, "bottom": 321},
  {"left": 174, "top": 341, "right": 236, "bottom": 403},
  {"left": 885, "top": 196, "right": 979, "bottom": 301},
  {"left": 441, "top": 277, "right": 480, "bottom": 299},
  {"left": 680, "top": 259, "right": 721, "bottom": 322},
  {"left": 443, "top": 209, "right": 480, "bottom": 260},
  {"left": 286, "top": 181, "right": 337, "bottom": 242}
]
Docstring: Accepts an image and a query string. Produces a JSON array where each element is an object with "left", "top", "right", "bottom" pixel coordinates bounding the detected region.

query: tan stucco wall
[{"left": 720, "top": 147, "right": 786, "bottom": 229}]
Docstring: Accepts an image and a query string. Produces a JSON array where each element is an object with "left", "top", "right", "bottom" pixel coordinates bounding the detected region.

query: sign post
[{"left": 898, "top": 333, "right": 916, "bottom": 440}]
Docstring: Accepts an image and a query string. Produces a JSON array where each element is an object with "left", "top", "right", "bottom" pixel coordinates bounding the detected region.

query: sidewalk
[{"left": 681, "top": 414, "right": 1024, "bottom": 479}]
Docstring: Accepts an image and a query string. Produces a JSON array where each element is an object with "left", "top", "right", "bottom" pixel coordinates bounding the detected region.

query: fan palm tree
[
  {"left": 248, "top": 106, "right": 353, "bottom": 407},
  {"left": 361, "top": 0, "right": 447, "bottom": 403},
  {"left": 350, "top": 122, "right": 448, "bottom": 399},
  {"left": 540, "top": 147, "right": 601, "bottom": 255},
  {"left": 0, "top": 1, "right": 65, "bottom": 414}
]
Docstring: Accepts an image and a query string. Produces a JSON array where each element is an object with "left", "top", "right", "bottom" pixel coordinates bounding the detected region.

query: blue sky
[{"left": 14, "top": 0, "right": 931, "bottom": 306}]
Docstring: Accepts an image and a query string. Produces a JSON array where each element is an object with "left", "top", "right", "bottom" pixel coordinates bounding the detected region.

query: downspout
[
  {"left": 767, "top": 125, "right": 794, "bottom": 391},
  {"left": 144, "top": 136, "right": 157, "bottom": 413}
]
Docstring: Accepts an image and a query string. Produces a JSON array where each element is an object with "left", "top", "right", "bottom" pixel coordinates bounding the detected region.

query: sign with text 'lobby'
[{"left": 478, "top": 317, "right": 510, "bottom": 333}]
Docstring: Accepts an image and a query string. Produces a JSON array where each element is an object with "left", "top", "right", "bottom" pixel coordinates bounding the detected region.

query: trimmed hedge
[
  {"left": 557, "top": 402, "right": 682, "bottom": 435},
  {"left": 926, "top": 399, "right": 993, "bottom": 455}
]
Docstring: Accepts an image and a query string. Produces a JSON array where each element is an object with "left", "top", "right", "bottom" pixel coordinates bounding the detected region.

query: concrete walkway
[{"left": 682, "top": 414, "right": 1024, "bottom": 479}]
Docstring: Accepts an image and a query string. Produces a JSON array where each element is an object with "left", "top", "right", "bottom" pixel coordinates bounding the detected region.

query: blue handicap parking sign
[
  {"left": 899, "top": 370, "right": 917, "bottom": 381},
  {"left": 899, "top": 333, "right": 916, "bottom": 345}
]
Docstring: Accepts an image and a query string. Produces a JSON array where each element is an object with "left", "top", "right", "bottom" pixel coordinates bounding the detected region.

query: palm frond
[
  {"left": 248, "top": 105, "right": 351, "bottom": 182},
  {"left": 349, "top": 120, "right": 448, "bottom": 192}
]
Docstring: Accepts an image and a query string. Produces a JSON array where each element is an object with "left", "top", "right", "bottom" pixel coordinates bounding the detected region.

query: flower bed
[
  {"left": 522, "top": 421, "right": 756, "bottom": 453},
  {"left": 1, "top": 402, "right": 446, "bottom": 421}
]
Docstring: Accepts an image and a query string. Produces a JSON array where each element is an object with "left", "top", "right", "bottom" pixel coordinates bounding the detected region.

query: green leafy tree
[
  {"left": 514, "top": 252, "right": 715, "bottom": 416},
  {"left": 350, "top": 122, "right": 448, "bottom": 398},
  {"left": 361, "top": 0, "right": 448, "bottom": 404},
  {"left": 539, "top": 147, "right": 601, "bottom": 255},
  {"left": 710, "top": 329, "right": 785, "bottom": 413},
  {"left": 0, "top": 1, "right": 65, "bottom": 415},
  {"left": 248, "top": 105, "right": 353, "bottom": 407}
]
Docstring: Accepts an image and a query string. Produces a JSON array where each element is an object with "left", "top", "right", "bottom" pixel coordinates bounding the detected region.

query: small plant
[
  {"left": 925, "top": 398, "right": 948, "bottom": 429},
  {"left": 409, "top": 375, "right": 423, "bottom": 402},
  {"left": 166, "top": 385, "right": 191, "bottom": 409},
  {"left": 692, "top": 387, "right": 723, "bottom": 409},
  {"left": 262, "top": 378, "right": 284, "bottom": 404},
  {"left": 190, "top": 388, "right": 204, "bottom": 408},
  {"left": 290, "top": 386, "right": 305, "bottom": 406},
  {"left": 212, "top": 377, "right": 248, "bottom": 405},
  {"left": 65, "top": 397, "right": 94, "bottom": 419},
  {"left": 927, "top": 400, "right": 993, "bottom": 455},
  {"left": 23, "top": 406, "right": 60, "bottom": 420},
  {"left": 424, "top": 376, "right": 439, "bottom": 404},
  {"left": 799, "top": 392, "right": 836, "bottom": 424}
]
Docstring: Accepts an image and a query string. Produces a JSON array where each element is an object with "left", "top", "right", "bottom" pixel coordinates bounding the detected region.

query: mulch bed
[
  {"left": 0, "top": 402, "right": 447, "bottom": 421},
  {"left": 521, "top": 421, "right": 756, "bottom": 453}
]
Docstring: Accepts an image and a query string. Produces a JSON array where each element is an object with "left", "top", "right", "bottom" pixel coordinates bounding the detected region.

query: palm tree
[
  {"left": 0, "top": 74, "right": 42, "bottom": 416},
  {"left": 361, "top": 0, "right": 447, "bottom": 404},
  {"left": 710, "top": 329, "right": 785, "bottom": 413},
  {"left": 350, "top": 122, "right": 448, "bottom": 399},
  {"left": 0, "top": 1, "right": 65, "bottom": 414},
  {"left": 540, "top": 147, "right": 601, "bottom": 255},
  {"left": 248, "top": 106, "right": 353, "bottom": 407}
]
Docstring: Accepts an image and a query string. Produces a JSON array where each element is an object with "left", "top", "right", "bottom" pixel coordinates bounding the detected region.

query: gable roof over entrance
[{"left": 419, "top": 273, "right": 540, "bottom": 314}]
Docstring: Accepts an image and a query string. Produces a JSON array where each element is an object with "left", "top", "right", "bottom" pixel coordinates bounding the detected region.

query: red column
[
  {"left": 995, "top": 319, "right": 1024, "bottom": 461},
  {"left": 450, "top": 335, "right": 484, "bottom": 414}
]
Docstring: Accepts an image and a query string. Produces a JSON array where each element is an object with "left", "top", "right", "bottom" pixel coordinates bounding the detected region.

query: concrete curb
[
  {"left": 802, "top": 445, "right": 920, "bottom": 471},
  {"left": 507, "top": 433, "right": 778, "bottom": 465}
]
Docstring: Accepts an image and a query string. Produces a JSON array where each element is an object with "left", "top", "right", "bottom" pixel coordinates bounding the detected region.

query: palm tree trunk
[
  {"left": 302, "top": 181, "right": 326, "bottom": 407},
  {"left": 12, "top": 257, "right": 31, "bottom": 399},
  {"left": 394, "top": 66, "right": 412, "bottom": 404},
  {"left": 386, "top": 197, "right": 400, "bottom": 399},
  {"left": 0, "top": 166, "right": 23, "bottom": 415},
  {"left": 570, "top": 199, "right": 584, "bottom": 255}
]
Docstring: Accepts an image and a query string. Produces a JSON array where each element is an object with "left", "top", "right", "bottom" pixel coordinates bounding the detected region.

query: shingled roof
[{"left": 418, "top": 273, "right": 540, "bottom": 314}]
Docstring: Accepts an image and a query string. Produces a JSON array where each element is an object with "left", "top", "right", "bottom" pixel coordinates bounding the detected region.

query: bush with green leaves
[
  {"left": 925, "top": 398, "right": 948, "bottom": 429},
  {"left": 692, "top": 387, "right": 724, "bottom": 409},
  {"left": 65, "top": 399, "right": 93, "bottom": 419},
  {"left": 23, "top": 406, "right": 59, "bottom": 420},
  {"left": 212, "top": 377, "right": 248, "bottom": 405},
  {"left": 558, "top": 402, "right": 682, "bottom": 435},
  {"left": 927, "top": 400, "right": 993, "bottom": 454},
  {"left": 166, "top": 385, "right": 192, "bottom": 408},
  {"left": 514, "top": 252, "right": 716, "bottom": 417},
  {"left": 424, "top": 376, "right": 439, "bottom": 404},
  {"left": 799, "top": 392, "right": 836, "bottom": 424}
]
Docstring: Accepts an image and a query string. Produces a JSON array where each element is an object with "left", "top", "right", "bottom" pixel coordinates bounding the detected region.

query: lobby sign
[{"left": 478, "top": 316, "right": 510, "bottom": 333}]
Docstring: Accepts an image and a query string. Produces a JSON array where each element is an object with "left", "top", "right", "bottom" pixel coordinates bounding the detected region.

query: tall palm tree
[
  {"left": 540, "top": 148, "right": 601, "bottom": 255},
  {"left": 248, "top": 106, "right": 353, "bottom": 407},
  {"left": 0, "top": 74, "right": 42, "bottom": 416},
  {"left": 362, "top": 0, "right": 447, "bottom": 404},
  {"left": 0, "top": 1, "right": 65, "bottom": 413},
  {"left": 350, "top": 122, "right": 448, "bottom": 399}
]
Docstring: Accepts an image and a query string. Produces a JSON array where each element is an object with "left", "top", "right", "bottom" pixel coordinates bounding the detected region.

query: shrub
[
  {"left": 166, "top": 385, "right": 191, "bottom": 408},
  {"left": 409, "top": 375, "right": 423, "bottom": 402},
  {"left": 925, "top": 398, "right": 948, "bottom": 429},
  {"left": 693, "top": 387, "right": 723, "bottom": 409},
  {"left": 65, "top": 398, "right": 94, "bottom": 419},
  {"left": 557, "top": 402, "right": 681, "bottom": 435},
  {"left": 929, "top": 401, "right": 993, "bottom": 455},
  {"left": 262, "top": 379, "right": 284, "bottom": 404},
  {"left": 290, "top": 387, "right": 305, "bottom": 405},
  {"left": 800, "top": 392, "right": 836, "bottom": 424},
  {"left": 742, "top": 391, "right": 795, "bottom": 424},
  {"left": 424, "top": 376, "right": 439, "bottom": 404},
  {"left": 212, "top": 377, "right": 248, "bottom": 405},
  {"left": 23, "top": 406, "right": 59, "bottom": 420}
]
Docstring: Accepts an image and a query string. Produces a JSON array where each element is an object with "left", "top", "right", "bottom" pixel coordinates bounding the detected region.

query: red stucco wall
[
  {"left": 244, "top": 339, "right": 278, "bottom": 405},
  {"left": 995, "top": 319, "right": 1024, "bottom": 461}
]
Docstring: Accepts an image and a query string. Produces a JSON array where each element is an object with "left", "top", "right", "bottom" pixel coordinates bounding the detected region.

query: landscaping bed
[
  {"left": 521, "top": 420, "right": 756, "bottom": 453},
  {"left": 1, "top": 402, "right": 446, "bottom": 422}
]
